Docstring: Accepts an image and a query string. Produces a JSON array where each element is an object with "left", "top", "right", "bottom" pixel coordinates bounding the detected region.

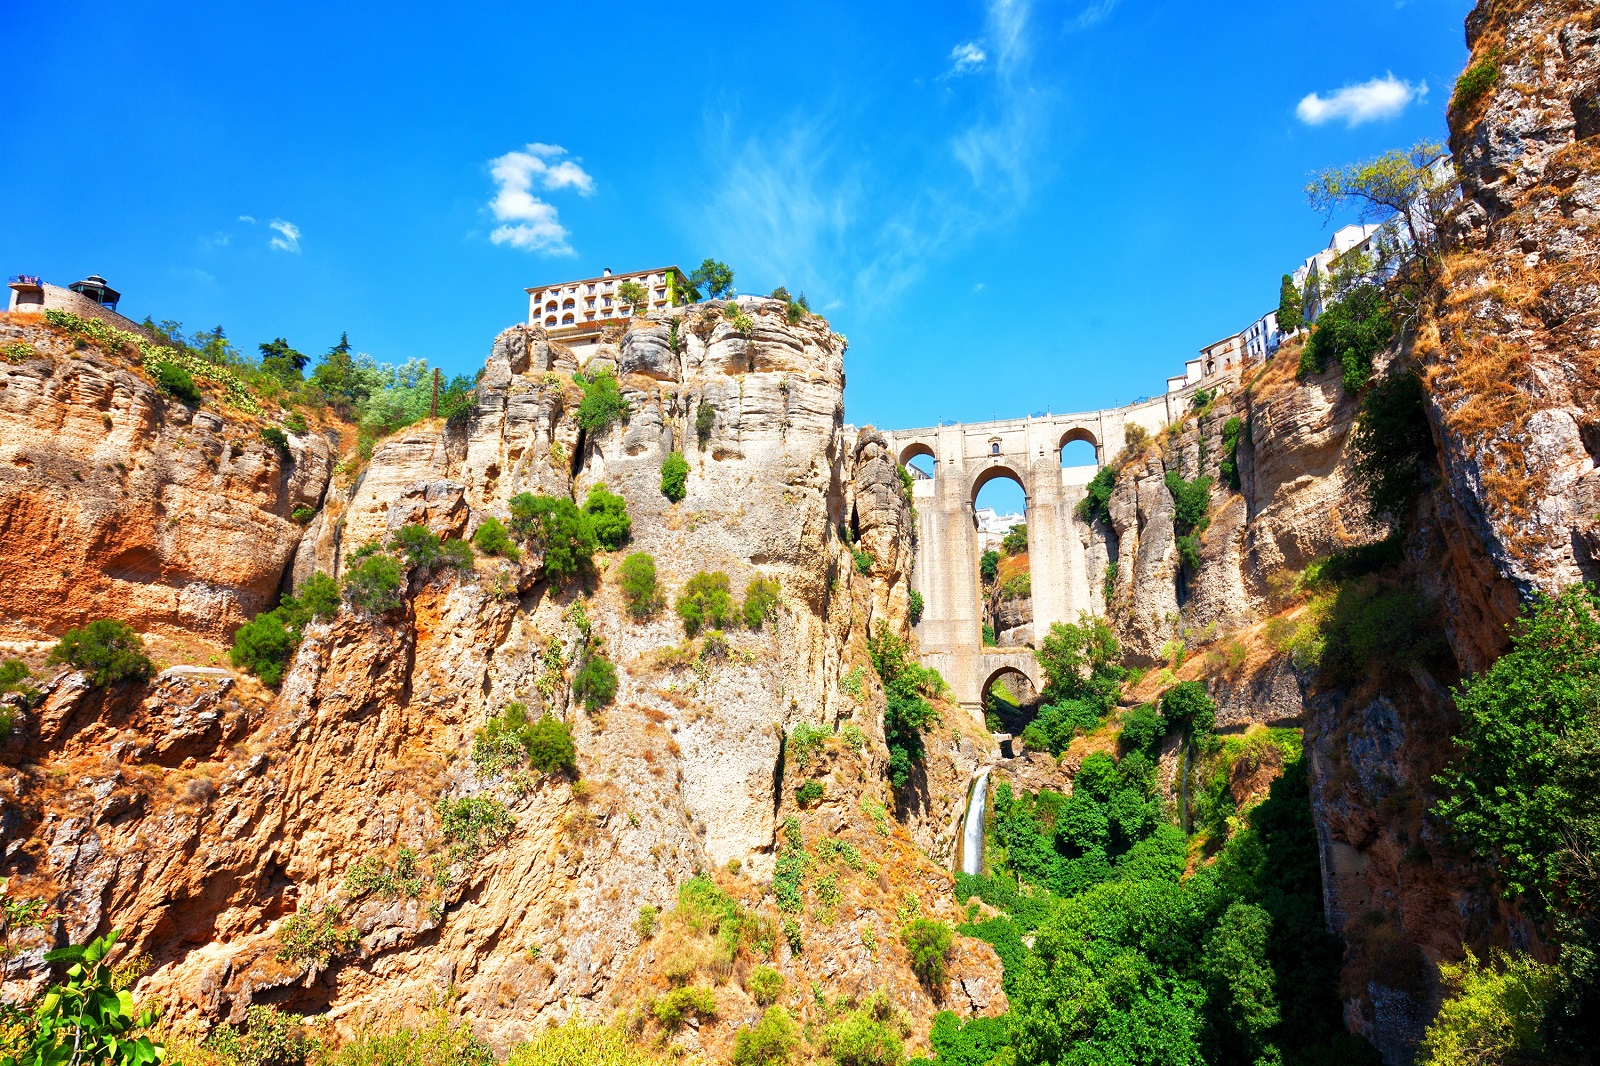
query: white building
[
  {"left": 974, "top": 507, "right": 1024, "bottom": 554},
  {"left": 525, "top": 265, "right": 687, "bottom": 358}
]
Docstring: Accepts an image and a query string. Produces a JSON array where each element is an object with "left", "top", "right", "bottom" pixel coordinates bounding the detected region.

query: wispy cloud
[
  {"left": 1068, "top": 0, "right": 1122, "bottom": 30},
  {"left": 950, "top": 0, "right": 1046, "bottom": 199},
  {"left": 942, "top": 41, "right": 987, "bottom": 78},
  {"left": 268, "top": 219, "right": 301, "bottom": 253},
  {"left": 1296, "top": 74, "right": 1425, "bottom": 127},
  {"left": 486, "top": 143, "right": 595, "bottom": 254},
  {"left": 237, "top": 214, "right": 256, "bottom": 224}
]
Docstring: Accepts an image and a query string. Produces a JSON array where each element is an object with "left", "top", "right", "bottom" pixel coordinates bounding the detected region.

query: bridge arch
[
  {"left": 898, "top": 440, "right": 937, "bottom": 475},
  {"left": 970, "top": 463, "right": 1030, "bottom": 506},
  {"left": 1059, "top": 426, "right": 1101, "bottom": 467},
  {"left": 981, "top": 663, "right": 1039, "bottom": 706}
]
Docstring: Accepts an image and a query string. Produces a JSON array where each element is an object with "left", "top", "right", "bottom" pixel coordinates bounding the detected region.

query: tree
[
  {"left": 525, "top": 713, "right": 577, "bottom": 776},
  {"left": 344, "top": 553, "right": 405, "bottom": 615},
  {"left": 1306, "top": 140, "right": 1457, "bottom": 293},
  {"left": 1161, "top": 681, "right": 1216, "bottom": 738},
  {"left": 472, "top": 516, "right": 521, "bottom": 561},
  {"left": 1201, "top": 903, "right": 1282, "bottom": 1065},
  {"left": 1417, "top": 950, "right": 1557, "bottom": 1066},
  {"left": 677, "top": 572, "right": 734, "bottom": 635},
  {"left": 308, "top": 332, "right": 378, "bottom": 415},
  {"left": 508, "top": 493, "right": 597, "bottom": 586},
  {"left": 615, "top": 280, "right": 650, "bottom": 315},
  {"left": 1001, "top": 523, "right": 1028, "bottom": 555},
  {"left": 1035, "top": 614, "right": 1123, "bottom": 711},
  {"left": 258, "top": 337, "right": 309, "bottom": 383},
  {"left": 869, "top": 631, "right": 944, "bottom": 788},
  {"left": 618, "top": 552, "right": 662, "bottom": 618},
  {"left": 980, "top": 550, "right": 1001, "bottom": 584},
  {"left": 689, "top": 258, "right": 735, "bottom": 299},
  {"left": 660, "top": 451, "right": 689, "bottom": 503},
  {"left": 1276, "top": 274, "right": 1303, "bottom": 334},
  {"left": 1297, "top": 284, "right": 1396, "bottom": 392},
  {"left": 901, "top": 918, "right": 955, "bottom": 990},
  {"left": 3, "top": 930, "right": 164, "bottom": 1066},
  {"left": 575, "top": 370, "right": 627, "bottom": 433},
  {"left": 573, "top": 654, "right": 618, "bottom": 712},
  {"left": 732, "top": 1006, "right": 800, "bottom": 1066},
  {"left": 582, "top": 484, "right": 632, "bottom": 549},
  {"left": 47, "top": 620, "right": 154, "bottom": 688}
]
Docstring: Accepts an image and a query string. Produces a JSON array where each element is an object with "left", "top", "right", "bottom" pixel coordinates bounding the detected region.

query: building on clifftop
[{"left": 526, "top": 265, "right": 689, "bottom": 359}]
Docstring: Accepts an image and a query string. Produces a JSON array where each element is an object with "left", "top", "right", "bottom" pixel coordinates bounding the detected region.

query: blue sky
[{"left": 3, "top": 0, "right": 1470, "bottom": 454}]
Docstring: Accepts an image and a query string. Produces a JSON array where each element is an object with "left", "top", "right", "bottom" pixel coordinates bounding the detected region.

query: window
[
  {"left": 991, "top": 442, "right": 1000, "bottom": 455},
  {"left": 562, "top": 313, "right": 575, "bottom": 325},
  {"left": 587, "top": 284, "right": 595, "bottom": 294},
  {"left": 545, "top": 316, "right": 557, "bottom": 326},
  {"left": 586, "top": 298, "right": 596, "bottom": 308},
  {"left": 563, "top": 298, "right": 576, "bottom": 309}
]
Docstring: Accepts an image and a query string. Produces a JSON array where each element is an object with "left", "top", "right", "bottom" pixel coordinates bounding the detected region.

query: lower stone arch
[
  {"left": 981, "top": 664, "right": 1039, "bottom": 707},
  {"left": 970, "top": 463, "right": 1030, "bottom": 506}
]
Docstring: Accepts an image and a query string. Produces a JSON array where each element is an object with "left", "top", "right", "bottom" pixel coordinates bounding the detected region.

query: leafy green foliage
[
  {"left": 677, "top": 571, "right": 734, "bottom": 636},
  {"left": 1076, "top": 465, "right": 1117, "bottom": 524},
  {"left": 747, "top": 965, "right": 784, "bottom": 1006},
  {"left": 1001, "top": 523, "right": 1027, "bottom": 555},
  {"left": 0, "top": 659, "right": 40, "bottom": 723},
  {"left": 275, "top": 906, "right": 359, "bottom": 967},
  {"left": 732, "top": 1006, "right": 798, "bottom": 1066},
  {"left": 151, "top": 360, "right": 202, "bottom": 404},
  {"left": 508, "top": 493, "right": 597, "bottom": 585},
  {"left": 1350, "top": 370, "right": 1434, "bottom": 528},
  {"left": 618, "top": 552, "right": 662, "bottom": 618},
  {"left": 852, "top": 547, "right": 874, "bottom": 574},
  {"left": 1297, "top": 285, "right": 1395, "bottom": 392},
  {"left": 47, "top": 620, "right": 154, "bottom": 688},
  {"left": 1219, "top": 416, "right": 1246, "bottom": 491},
  {"left": 1019, "top": 698, "right": 1100, "bottom": 756},
  {"left": 1165, "top": 471, "right": 1213, "bottom": 534},
  {"left": 205, "top": 1004, "right": 318, "bottom": 1066},
  {"left": 1451, "top": 50, "right": 1501, "bottom": 117},
  {"left": 660, "top": 451, "right": 689, "bottom": 502},
  {"left": 572, "top": 654, "right": 617, "bottom": 712},
  {"left": 869, "top": 632, "right": 943, "bottom": 789},
  {"left": 615, "top": 280, "right": 649, "bottom": 315},
  {"left": 1277, "top": 273, "right": 1304, "bottom": 334},
  {"left": 650, "top": 987, "right": 716, "bottom": 1031},
  {"left": 575, "top": 370, "right": 627, "bottom": 433},
  {"left": 259, "top": 426, "right": 291, "bottom": 456},
  {"left": 581, "top": 484, "right": 632, "bottom": 549},
  {"left": 928, "top": 1011, "right": 1010, "bottom": 1066},
  {"left": 389, "top": 523, "right": 474, "bottom": 574},
  {"left": 522, "top": 713, "right": 577, "bottom": 775},
  {"left": 437, "top": 796, "right": 515, "bottom": 855},
  {"left": 1118, "top": 704, "right": 1164, "bottom": 754},
  {"left": 786, "top": 722, "right": 829, "bottom": 770},
  {"left": 3, "top": 931, "right": 164, "bottom": 1066},
  {"left": 321, "top": 1007, "right": 490, "bottom": 1066},
  {"left": 817, "top": 996, "right": 906, "bottom": 1066},
  {"left": 908, "top": 590, "right": 924, "bottom": 626},
  {"left": 1161, "top": 681, "right": 1216, "bottom": 739},
  {"left": 1435, "top": 584, "right": 1600, "bottom": 1045},
  {"left": 1034, "top": 614, "right": 1124, "bottom": 712},
  {"left": 343, "top": 552, "right": 405, "bottom": 614},
  {"left": 743, "top": 576, "right": 781, "bottom": 629},
  {"left": 696, "top": 402, "right": 716, "bottom": 449},
  {"left": 774, "top": 817, "right": 811, "bottom": 914},
  {"left": 688, "top": 259, "right": 735, "bottom": 299},
  {"left": 795, "top": 779, "right": 824, "bottom": 806},
  {"left": 1417, "top": 949, "right": 1557, "bottom": 1066},
  {"left": 979, "top": 550, "right": 1000, "bottom": 584},
  {"left": 900, "top": 918, "right": 954, "bottom": 989},
  {"left": 472, "top": 516, "right": 521, "bottom": 560}
]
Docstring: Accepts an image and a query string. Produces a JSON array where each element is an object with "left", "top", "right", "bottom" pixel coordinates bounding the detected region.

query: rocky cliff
[{"left": 0, "top": 302, "right": 1001, "bottom": 1060}]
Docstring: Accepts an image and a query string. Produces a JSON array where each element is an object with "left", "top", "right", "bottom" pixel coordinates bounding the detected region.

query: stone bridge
[{"left": 885, "top": 390, "right": 1197, "bottom": 716}]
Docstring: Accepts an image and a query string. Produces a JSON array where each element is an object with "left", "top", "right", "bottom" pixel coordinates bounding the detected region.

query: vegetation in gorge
[
  {"left": 46, "top": 619, "right": 155, "bottom": 688},
  {"left": 867, "top": 631, "right": 944, "bottom": 789},
  {"left": 231, "top": 571, "right": 341, "bottom": 685}
]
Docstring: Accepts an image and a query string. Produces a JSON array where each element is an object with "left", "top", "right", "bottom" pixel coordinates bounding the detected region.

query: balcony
[{"left": 8, "top": 275, "right": 42, "bottom": 288}]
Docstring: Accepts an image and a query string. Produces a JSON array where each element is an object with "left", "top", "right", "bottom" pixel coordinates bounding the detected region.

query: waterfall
[{"left": 961, "top": 766, "right": 992, "bottom": 876}]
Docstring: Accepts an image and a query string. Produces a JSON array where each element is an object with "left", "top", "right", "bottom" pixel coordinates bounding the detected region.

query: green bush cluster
[
  {"left": 900, "top": 918, "right": 954, "bottom": 989},
  {"left": 1076, "top": 465, "right": 1117, "bottom": 524},
  {"left": 472, "top": 702, "right": 578, "bottom": 777},
  {"left": 979, "top": 550, "right": 1000, "bottom": 584},
  {"left": 795, "top": 779, "right": 825, "bottom": 806},
  {"left": 344, "top": 550, "right": 405, "bottom": 614},
  {"left": 471, "top": 516, "right": 521, "bottom": 560},
  {"left": 572, "top": 653, "right": 618, "bottom": 712},
  {"left": 743, "top": 576, "right": 781, "bottom": 629},
  {"left": 1350, "top": 370, "right": 1435, "bottom": 528},
  {"left": 231, "top": 571, "right": 341, "bottom": 686},
  {"left": 869, "top": 631, "right": 943, "bottom": 789},
  {"left": 908, "top": 590, "right": 924, "bottom": 626},
  {"left": 1034, "top": 614, "right": 1125, "bottom": 713},
  {"left": 1219, "top": 416, "right": 1246, "bottom": 491},
  {"left": 390, "top": 523, "right": 474, "bottom": 574},
  {"left": 660, "top": 450, "right": 689, "bottom": 502},
  {"left": 732, "top": 1005, "right": 799, "bottom": 1066},
  {"left": 151, "top": 360, "right": 202, "bottom": 404},
  {"left": 695, "top": 401, "right": 716, "bottom": 449},
  {"left": 1001, "top": 523, "right": 1027, "bottom": 555},
  {"left": 1451, "top": 49, "right": 1501, "bottom": 116},
  {"left": 47, "top": 619, "right": 155, "bottom": 689},
  {"left": 275, "top": 906, "right": 359, "bottom": 966},
  {"left": 1164, "top": 470, "right": 1214, "bottom": 572},
  {"left": 582, "top": 484, "right": 632, "bottom": 549},
  {"left": 205, "top": 1004, "right": 319, "bottom": 1066},
  {"left": 322, "top": 1007, "right": 491, "bottom": 1066},
  {"left": 618, "top": 552, "right": 663, "bottom": 618},
  {"left": 508, "top": 492, "right": 602, "bottom": 585},
  {"left": 676, "top": 571, "right": 734, "bottom": 635},
  {"left": 574, "top": 369, "right": 627, "bottom": 434},
  {"left": 437, "top": 796, "right": 516, "bottom": 855},
  {"left": 1297, "top": 284, "right": 1395, "bottom": 392}
]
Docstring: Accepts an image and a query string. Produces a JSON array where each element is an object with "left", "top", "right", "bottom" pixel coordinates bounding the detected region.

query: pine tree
[{"left": 1277, "top": 274, "right": 1303, "bottom": 334}]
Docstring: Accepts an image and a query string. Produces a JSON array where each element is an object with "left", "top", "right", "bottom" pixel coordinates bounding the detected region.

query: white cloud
[
  {"left": 486, "top": 143, "right": 595, "bottom": 255},
  {"left": 1296, "top": 74, "right": 1425, "bottom": 127},
  {"left": 238, "top": 214, "right": 256, "bottom": 224},
  {"left": 1069, "top": 0, "right": 1122, "bottom": 30},
  {"left": 268, "top": 219, "right": 301, "bottom": 253},
  {"left": 943, "top": 41, "right": 987, "bottom": 78}
]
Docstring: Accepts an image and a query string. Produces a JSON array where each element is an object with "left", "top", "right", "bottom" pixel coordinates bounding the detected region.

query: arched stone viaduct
[{"left": 885, "top": 390, "right": 1196, "bottom": 716}]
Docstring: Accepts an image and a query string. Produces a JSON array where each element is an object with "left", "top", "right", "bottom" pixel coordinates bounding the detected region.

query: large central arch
[{"left": 883, "top": 395, "right": 1190, "bottom": 715}]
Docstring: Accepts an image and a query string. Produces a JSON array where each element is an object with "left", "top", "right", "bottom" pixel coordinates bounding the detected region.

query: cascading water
[{"left": 961, "top": 766, "right": 992, "bottom": 876}]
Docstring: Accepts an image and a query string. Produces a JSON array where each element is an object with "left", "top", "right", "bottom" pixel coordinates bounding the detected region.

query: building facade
[
  {"left": 6, "top": 274, "right": 153, "bottom": 339},
  {"left": 525, "top": 266, "right": 685, "bottom": 336}
]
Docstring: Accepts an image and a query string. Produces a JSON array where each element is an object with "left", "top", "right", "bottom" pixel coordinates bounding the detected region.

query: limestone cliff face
[
  {"left": 0, "top": 314, "right": 333, "bottom": 642},
  {"left": 0, "top": 303, "right": 1001, "bottom": 1059}
]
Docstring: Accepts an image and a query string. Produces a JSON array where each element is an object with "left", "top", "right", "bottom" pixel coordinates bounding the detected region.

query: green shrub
[
  {"left": 852, "top": 547, "right": 874, "bottom": 574},
  {"left": 260, "top": 426, "right": 291, "bottom": 456},
  {"left": 437, "top": 796, "right": 515, "bottom": 854},
  {"left": 575, "top": 370, "right": 627, "bottom": 433},
  {"left": 572, "top": 654, "right": 617, "bottom": 712},
  {"left": 1001, "top": 523, "right": 1027, "bottom": 555},
  {"left": 525, "top": 713, "right": 578, "bottom": 776},
  {"left": 1019, "top": 698, "right": 1100, "bottom": 756},
  {"left": 231, "top": 607, "right": 302, "bottom": 687},
  {"left": 787, "top": 722, "right": 829, "bottom": 769},
  {"left": 275, "top": 906, "right": 358, "bottom": 966},
  {"left": 205, "top": 1004, "right": 318, "bottom": 1066},
  {"left": 979, "top": 549, "right": 1000, "bottom": 583},
  {"left": 908, "top": 590, "right": 924, "bottom": 626},
  {"left": 1165, "top": 471, "right": 1213, "bottom": 533},
  {"left": 582, "top": 484, "right": 632, "bottom": 549},
  {"left": 695, "top": 402, "right": 716, "bottom": 449},
  {"left": 473, "top": 702, "right": 538, "bottom": 775},
  {"left": 818, "top": 1004, "right": 904, "bottom": 1066},
  {"left": 1451, "top": 50, "right": 1501, "bottom": 116},
  {"left": 472, "top": 516, "right": 521, "bottom": 560},
  {"left": 1176, "top": 533, "right": 1203, "bottom": 572},
  {"left": 1298, "top": 284, "right": 1395, "bottom": 392},
  {"left": 47, "top": 619, "right": 154, "bottom": 688},
  {"left": 869, "top": 632, "right": 943, "bottom": 788},
  {"left": 796, "top": 779, "right": 824, "bottom": 806},
  {"left": 1417, "top": 949, "right": 1556, "bottom": 1066},
  {"left": 1118, "top": 704, "right": 1163, "bottom": 753},
  {"left": 282, "top": 410, "right": 308, "bottom": 434},
  {"left": 618, "top": 552, "right": 662, "bottom": 618},
  {"left": 651, "top": 986, "right": 716, "bottom": 1031},
  {"left": 1035, "top": 614, "right": 1124, "bottom": 711},
  {"left": 1161, "top": 681, "right": 1216, "bottom": 738},
  {"left": 298, "top": 571, "right": 341, "bottom": 619},
  {"left": 743, "top": 576, "right": 781, "bottom": 629},
  {"left": 1076, "top": 465, "right": 1117, "bottom": 524},
  {"left": 344, "top": 553, "right": 405, "bottom": 614},
  {"left": 901, "top": 918, "right": 954, "bottom": 989},
  {"left": 508, "top": 493, "right": 596, "bottom": 585},
  {"left": 998, "top": 571, "right": 1031, "bottom": 599},
  {"left": 747, "top": 965, "right": 784, "bottom": 1006},
  {"left": 1219, "top": 416, "right": 1245, "bottom": 491},
  {"left": 322, "top": 1007, "right": 491, "bottom": 1066},
  {"left": 732, "top": 1006, "right": 799, "bottom": 1066},
  {"left": 635, "top": 905, "right": 659, "bottom": 939},
  {"left": 1350, "top": 370, "right": 1434, "bottom": 528},
  {"left": 982, "top": 623, "right": 997, "bottom": 646},
  {"left": 504, "top": 1019, "right": 675, "bottom": 1066},
  {"left": 151, "top": 360, "right": 202, "bottom": 404},
  {"left": 677, "top": 571, "right": 734, "bottom": 635},
  {"left": 290, "top": 505, "right": 317, "bottom": 525},
  {"left": 928, "top": 1011, "right": 1009, "bottom": 1066},
  {"left": 660, "top": 450, "right": 689, "bottom": 502},
  {"left": 0, "top": 658, "right": 40, "bottom": 719}
]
